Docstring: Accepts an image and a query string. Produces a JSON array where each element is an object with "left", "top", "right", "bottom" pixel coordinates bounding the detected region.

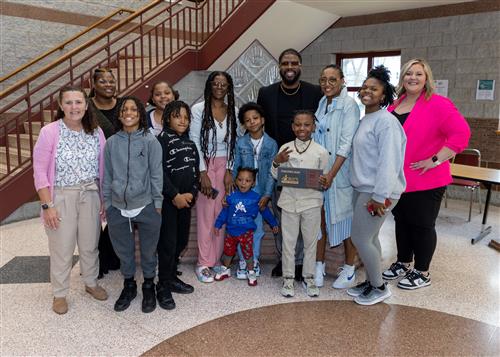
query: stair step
[
  {"left": 23, "top": 122, "right": 43, "bottom": 135},
  {"left": 8, "top": 134, "right": 38, "bottom": 151},
  {"left": 0, "top": 162, "right": 7, "bottom": 176},
  {"left": 0, "top": 147, "right": 31, "bottom": 166}
]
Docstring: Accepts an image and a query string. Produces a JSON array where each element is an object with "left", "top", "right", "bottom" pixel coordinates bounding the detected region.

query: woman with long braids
[{"left": 190, "top": 71, "right": 241, "bottom": 283}]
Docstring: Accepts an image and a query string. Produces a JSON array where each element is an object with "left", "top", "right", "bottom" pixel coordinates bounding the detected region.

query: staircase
[{"left": 0, "top": 0, "right": 275, "bottom": 221}]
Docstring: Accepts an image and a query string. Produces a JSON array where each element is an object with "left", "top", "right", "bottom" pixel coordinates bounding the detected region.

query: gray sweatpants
[
  {"left": 106, "top": 202, "right": 161, "bottom": 279},
  {"left": 350, "top": 191, "right": 398, "bottom": 288}
]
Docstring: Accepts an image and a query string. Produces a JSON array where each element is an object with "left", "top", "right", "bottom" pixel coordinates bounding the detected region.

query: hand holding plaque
[{"left": 277, "top": 167, "right": 323, "bottom": 190}]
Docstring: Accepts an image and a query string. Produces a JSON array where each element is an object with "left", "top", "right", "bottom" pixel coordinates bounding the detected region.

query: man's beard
[{"left": 280, "top": 68, "right": 301, "bottom": 86}]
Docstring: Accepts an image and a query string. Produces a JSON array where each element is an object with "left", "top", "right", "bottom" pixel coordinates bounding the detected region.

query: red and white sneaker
[
  {"left": 247, "top": 270, "right": 257, "bottom": 286},
  {"left": 214, "top": 266, "right": 231, "bottom": 281}
]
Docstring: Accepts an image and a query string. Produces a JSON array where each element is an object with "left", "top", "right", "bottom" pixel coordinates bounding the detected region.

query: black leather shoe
[
  {"left": 156, "top": 282, "right": 176, "bottom": 310},
  {"left": 114, "top": 280, "right": 137, "bottom": 312},
  {"left": 141, "top": 280, "right": 157, "bottom": 313},
  {"left": 167, "top": 277, "right": 194, "bottom": 294},
  {"left": 295, "top": 264, "right": 303, "bottom": 282},
  {"left": 271, "top": 261, "right": 282, "bottom": 277}
]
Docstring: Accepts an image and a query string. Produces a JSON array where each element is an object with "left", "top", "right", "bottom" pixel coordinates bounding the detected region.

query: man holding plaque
[
  {"left": 271, "top": 110, "right": 329, "bottom": 297},
  {"left": 257, "top": 48, "right": 322, "bottom": 278}
]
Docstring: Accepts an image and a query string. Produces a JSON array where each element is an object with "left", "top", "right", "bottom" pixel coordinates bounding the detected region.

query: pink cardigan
[
  {"left": 33, "top": 120, "right": 106, "bottom": 200},
  {"left": 388, "top": 92, "right": 470, "bottom": 193}
]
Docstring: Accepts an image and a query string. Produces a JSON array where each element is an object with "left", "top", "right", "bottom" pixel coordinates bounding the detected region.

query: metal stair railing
[{"left": 0, "top": 0, "right": 245, "bottom": 183}]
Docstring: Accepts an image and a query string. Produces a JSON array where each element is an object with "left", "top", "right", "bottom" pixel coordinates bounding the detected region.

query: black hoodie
[{"left": 157, "top": 127, "right": 200, "bottom": 202}]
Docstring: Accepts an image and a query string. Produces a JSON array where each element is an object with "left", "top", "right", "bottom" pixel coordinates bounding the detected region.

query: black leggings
[
  {"left": 157, "top": 200, "right": 192, "bottom": 282},
  {"left": 392, "top": 186, "right": 446, "bottom": 271}
]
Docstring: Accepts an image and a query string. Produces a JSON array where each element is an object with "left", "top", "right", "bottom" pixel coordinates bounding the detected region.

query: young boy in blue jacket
[
  {"left": 232, "top": 102, "right": 278, "bottom": 278},
  {"left": 214, "top": 167, "right": 279, "bottom": 286}
]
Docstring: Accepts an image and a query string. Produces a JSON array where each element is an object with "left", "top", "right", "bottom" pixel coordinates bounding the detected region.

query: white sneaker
[
  {"left": 247, "top": 270, "right": 257, "bottom": 286},
  {"left": 254, "top": 260, "right": 261, "bottom": 277},
  {"left": 196, "top": 266, "right": 214, "bottom": 283},
  {"left": 314, "top": 261, "right": 325, "bottom": 288},
  {"left": 332, "top": 266, "right": 356, "bottom": 289},
  {"left": 214, "top": 266, "right": 231, "bottom": 281},
  {"left": 236, "top": 260, "right": 247, "bottom": 280},
  {"left": 302, "top": 277, "right": 320, "bottom": 297}
]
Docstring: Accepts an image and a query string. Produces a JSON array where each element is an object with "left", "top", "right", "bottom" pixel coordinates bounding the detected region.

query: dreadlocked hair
[
  {"left": 200, "top": 71, "right": 237, "bottom": 169},
  {"left": 366, "top": 65, "right": 396, "bottom": 108}
]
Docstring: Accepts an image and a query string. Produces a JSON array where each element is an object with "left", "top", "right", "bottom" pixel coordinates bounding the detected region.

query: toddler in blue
[{"left": 214, "top": 167, "right": 279, "bottom": 286}]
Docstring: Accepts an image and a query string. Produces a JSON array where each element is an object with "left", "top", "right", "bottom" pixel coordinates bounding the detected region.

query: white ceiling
[{"left": 290, "top": 0, "right": 476, "bottom": 17}]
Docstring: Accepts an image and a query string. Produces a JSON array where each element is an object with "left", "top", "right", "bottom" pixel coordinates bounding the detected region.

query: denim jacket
[{"left": 233, "top": 132, "right": 278, "bottom": 197}]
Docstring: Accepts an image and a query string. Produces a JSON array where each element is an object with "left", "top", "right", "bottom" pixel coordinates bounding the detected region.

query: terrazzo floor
[{"left": 1, "top": 199, "right": 499, "bottom": 356}]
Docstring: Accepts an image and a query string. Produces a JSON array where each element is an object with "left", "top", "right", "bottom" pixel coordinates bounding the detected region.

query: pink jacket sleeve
[
  {"left": 32, "top": 123, "right": 56, "bottom": 192},
  {"left": 436, "top": 96, "right": 470, "bottom": 154}
]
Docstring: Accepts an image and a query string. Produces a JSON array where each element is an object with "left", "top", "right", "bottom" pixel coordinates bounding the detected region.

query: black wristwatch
[
  {"left": 41, "top": 202, "right": 55, "bottom": 210},
  {"left": 431, "top": 155, "right": 442, "bottom": 167},
  {"left": 272, "top": 161, "right": 280, "bottom": 168}
]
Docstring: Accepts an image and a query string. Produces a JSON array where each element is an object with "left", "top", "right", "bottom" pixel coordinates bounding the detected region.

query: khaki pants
[
  {"left": 46, "top": 182, "right": 101, "bottom": 297},
  {"left": 281, "top": 206, "right": 321, "bottom": 279}
]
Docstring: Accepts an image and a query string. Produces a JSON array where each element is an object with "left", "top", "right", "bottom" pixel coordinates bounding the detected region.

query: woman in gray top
[{"left": 347, "top": 66, "right": 406, "bottom": 306}]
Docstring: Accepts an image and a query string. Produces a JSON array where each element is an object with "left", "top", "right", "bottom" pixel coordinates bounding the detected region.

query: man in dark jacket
[{"left": 257, "top": 48, "right": 322, "bottom": 278}]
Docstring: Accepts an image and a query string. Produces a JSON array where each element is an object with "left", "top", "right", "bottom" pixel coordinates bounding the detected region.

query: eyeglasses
[
  {"left": 319, "top": 77, "right": 340, "bottom": 86},
  {"left": 280, "top": 61, "right": 300, "bottom": 67},
  {"left": 211, "top": 81, "right": 229, "bottom": 89}
]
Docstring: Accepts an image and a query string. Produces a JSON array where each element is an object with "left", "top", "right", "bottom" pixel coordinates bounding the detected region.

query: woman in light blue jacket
[{"left": 314, "top": 64, "right": 360, "bottom": 289}]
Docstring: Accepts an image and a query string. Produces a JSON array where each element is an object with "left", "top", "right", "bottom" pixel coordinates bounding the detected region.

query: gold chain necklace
[
  {"left": 280, "top": 82, "right": 301, "bottom": 96},
  {"left": 294, "top": 139, "right": 312, "bottom": 154}
]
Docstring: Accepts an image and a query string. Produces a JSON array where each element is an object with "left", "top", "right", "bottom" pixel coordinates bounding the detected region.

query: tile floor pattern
[{"left": 0, "top": 199, "right": 499, "bottom": 356}]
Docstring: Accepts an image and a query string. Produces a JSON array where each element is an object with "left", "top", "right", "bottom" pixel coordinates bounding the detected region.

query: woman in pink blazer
[{"left": 382, "top": 59, "right": 470, "bottom": 290}]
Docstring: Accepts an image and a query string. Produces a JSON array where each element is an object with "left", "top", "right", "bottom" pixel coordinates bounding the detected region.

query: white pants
[{"left": 281, "top": 206, "right": 321, "bottom": 279}]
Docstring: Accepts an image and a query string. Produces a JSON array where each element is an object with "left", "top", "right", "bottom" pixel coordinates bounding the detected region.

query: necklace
[
  {"left": 251, "top": 136, "right": 264, "bottom": 156},
  {"left": 294, "top": 139, "right": 312, "bottom": 155},
  {"left": 280, "top": 82, "right": 301, "bottom": 96}
]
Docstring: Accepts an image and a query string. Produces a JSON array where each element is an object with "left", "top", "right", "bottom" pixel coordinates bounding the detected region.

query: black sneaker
[
  {"left": 382, "top": 261, "right": 411, "bottom": 280},
  {"left": 166, "top": 277, "right": 194, "bottom": 294},
  {"left": 114, "top": 280, "right": 137, "bottom": 312},
  {"left": 141, "top": 280, "right": 156, "bottom": 313},
  {"left": 156, "top": 282, "right": 176, "bottom": 310},
  {"left": 397, "top": 269, "right": 431, "bottom": 290}
]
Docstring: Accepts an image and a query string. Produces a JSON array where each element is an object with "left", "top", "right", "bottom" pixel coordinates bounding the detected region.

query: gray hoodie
[
  {"left": 350, "top": 109, "right": 406, "bottom": 203},
  {"left": 103, "top": 129, "right": 163, "bottom": 210}
]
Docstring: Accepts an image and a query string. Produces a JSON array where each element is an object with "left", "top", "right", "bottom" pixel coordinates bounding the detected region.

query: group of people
[{"left": 33, "top": 48, "right": 470, "bottom": 316}]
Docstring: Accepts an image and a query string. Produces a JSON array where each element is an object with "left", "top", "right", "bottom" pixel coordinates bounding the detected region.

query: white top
[
  {"left": 149, "top": 111, "right": 162, "bottom": 137},
  {"left": 189, "top": 101, "right": 242, "bottom": 171}
]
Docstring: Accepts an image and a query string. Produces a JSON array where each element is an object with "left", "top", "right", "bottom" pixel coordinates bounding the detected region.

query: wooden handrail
[
  {"left": 0, "top": 7, "right": 135, "bottom": 83},
  {"left": 0, "top": 0, "right": 170, "bottom": 99}
]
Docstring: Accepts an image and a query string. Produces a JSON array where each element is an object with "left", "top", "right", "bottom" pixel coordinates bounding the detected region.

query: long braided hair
[{"left": 200, "top": 71, "right": 237, "bottom": 168}]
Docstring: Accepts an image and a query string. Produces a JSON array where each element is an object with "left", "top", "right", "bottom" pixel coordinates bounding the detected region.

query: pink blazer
[
  {"left": 388, "top": 92, "right": 470, "bottom": 192},
  {"left": 33, "top": 120, "right": 106, "bottom": 200}
]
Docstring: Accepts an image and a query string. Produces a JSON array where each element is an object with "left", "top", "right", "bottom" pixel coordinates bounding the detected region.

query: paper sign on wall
[
  {"left": 434, "top": 80, "right": 448, "bottom": 97},
  {"left": 476, "top": 80, "right": 495, "bottom": 101}
]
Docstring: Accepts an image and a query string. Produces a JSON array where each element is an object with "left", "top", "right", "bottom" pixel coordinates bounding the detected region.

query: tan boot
[
  {"left": 53, "top": 297, "right": 68, "bottom": 315},
  {"left": 85, "top": 285, "right": 108, "bottom": 301}
]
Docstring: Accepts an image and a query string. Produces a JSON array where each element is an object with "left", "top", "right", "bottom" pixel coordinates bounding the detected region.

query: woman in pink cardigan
[
  {"left": 33, "top": 86, "right": 107, "bottom": 314},
  {"left": 382, "top": 59, "right": 470, "bottom": 290}
]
